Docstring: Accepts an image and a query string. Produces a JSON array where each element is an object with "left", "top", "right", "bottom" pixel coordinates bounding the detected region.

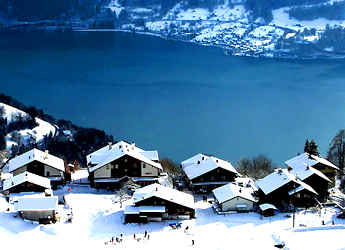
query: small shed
[
  {"left": 14, "top": 196, "right": 58, "bottom": 223},
  {"left": 213, "top": 183, "right": 256, "bottom": 212},
  {"left": 259, "top": 203, "right": 277, "bottom": 217}
]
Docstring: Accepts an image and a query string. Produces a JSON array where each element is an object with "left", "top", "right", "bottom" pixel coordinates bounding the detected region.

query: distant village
[{"left": 0, "top": 139, "right": 342, "bottom": 225}]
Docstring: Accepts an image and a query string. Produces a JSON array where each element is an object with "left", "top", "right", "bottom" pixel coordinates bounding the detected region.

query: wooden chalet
[
  {"left": 213, "top": 183, "right": 256, "bottom": 212},
  {"left": 87, "top": 141, "right": 163, "bottom": 190},
  {"left": 181, "top": 154, "right": 239, "bottom": 193},
  {"left": 290, "top": 164, "right": 331, "bottom": 201},
  {"left": 124, "top": 183, "right": 195, "bottom": 223},
  {"left": 3, "top": 171, "right": 51, "bottom": 194},
  {"left": 255, "top": 168, "right": 318, "bottom": 208},
  {"left": 14, "top": 196, "right": 58, "bottom": 223},
  {"left": 8, "top": 149, "right": 65, "bottom": 189},
  {"left": 285, "top": 153, "right": 339, "bottom": 187}
]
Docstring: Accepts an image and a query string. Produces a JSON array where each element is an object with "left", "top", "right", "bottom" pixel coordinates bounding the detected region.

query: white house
[{"left": 213, "top": 183, "right": 256, "bottom": 212}]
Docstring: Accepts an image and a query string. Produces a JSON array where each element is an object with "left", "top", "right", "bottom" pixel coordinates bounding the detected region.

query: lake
[{"left": 1, "top": 31, "right": 345, "bottom": 166}]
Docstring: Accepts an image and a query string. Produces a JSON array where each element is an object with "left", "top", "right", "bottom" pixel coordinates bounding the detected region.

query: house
[
  {"left": 285, "top": 153, "right": 339, "bottom": 187},
  {"left": 259, "top": 203, "right": 277, "bottom": 217},
  {"left": 3, "top": 171, "right": 51, "bottom": 194},
  {"left": 124, "top": 183, "right": 195, "bottom": 223},
  {"left": 290, "top": 164, "right": 331, "bottom": 201},
  {"left": 14, "top": 196, "right": 58, "bottom": 223},
  {"left": 87, "top": 141, "right": 163, "bottom": 189},
  {"left": 8, "top": 148, "right": 65, "bottom": 189},
  {"left": 181, "top": 154, "right": 239, "bottom": 192},
  {"left": 255, "top": 168, "right": 318, "bottom": 208},
  {"left": 213, "top": 183, "right": 256, "bottom": 212}
]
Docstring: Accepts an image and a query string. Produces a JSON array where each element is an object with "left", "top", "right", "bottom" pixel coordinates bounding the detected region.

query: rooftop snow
[
  {"left": 3, "top": 171, "right": 51, "bottom": 191},
  {"left": 8, "top": 148, "right": 65, "bottom": 173},
  {"left": 183, "top": 155, "right": 238, "bottom": 181},
  {"left": 14, "top": 196, "right": 58, "bottom": 211},
  {"left": 213, "top": 183, "right": 256, "bottom": 204},
  {"left": 290, "top": 164, "right": 331, "bottom": 183},
  {"left": 285, "top": 153, "right": 339, "bottom": 170},
  {"left": 133, "top": 183, "right": 195, "bottom": 210},
  {"left": 87, "top": 141, "right": 162, "bottom": 172},
  {"left": 259, "top": 203, "right": 277, "bottom": 211}
]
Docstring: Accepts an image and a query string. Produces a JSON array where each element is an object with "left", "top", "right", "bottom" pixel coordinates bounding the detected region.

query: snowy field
[{"left": 1, "top": 184, "right": 345, "bottom": 250}]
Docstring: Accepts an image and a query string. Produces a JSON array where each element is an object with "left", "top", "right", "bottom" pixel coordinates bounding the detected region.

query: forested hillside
[{"left": 0, "top": 94, "right": 115, "bottom": 166}]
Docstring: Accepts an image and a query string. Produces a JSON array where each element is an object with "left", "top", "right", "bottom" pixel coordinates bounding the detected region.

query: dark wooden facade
[
  {"left": 188, "top": 167, "right": 237, "bottom": 192},
  {"left": 90, "top": 155, "right": 160, "bottom": 189},
  {"left": 302, "top": 174, "right": 329, "bottom": 201},
  {"left": 6, "top": 182, "right": 48, "bottom": 193},
  {"left": 135, "top": 196, "right": 195, "bottom": 218}
]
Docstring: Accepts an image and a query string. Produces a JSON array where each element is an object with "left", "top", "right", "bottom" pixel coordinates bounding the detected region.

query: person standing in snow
[
  {"left": 134, "top": 233, "right": 136, "bottom": 240},
  {"left": 192, "top": 240, "right": 194, "bottom": 246},
  {"left": 145, "top": 230, "right": 147, "bottom": 237}
]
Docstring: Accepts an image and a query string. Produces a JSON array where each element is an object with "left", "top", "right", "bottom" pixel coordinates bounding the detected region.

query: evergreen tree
[
  {"left": 328, "top": 130, "right": 345, "bottom": 173},
  {"left": 304, "top": 138, "right": 320, "bottom": 156}
]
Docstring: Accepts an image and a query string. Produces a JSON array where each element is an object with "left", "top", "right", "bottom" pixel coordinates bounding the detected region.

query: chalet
[
  {"left": 124, "top": 183, "right": 195, "bottom": 223},
  {"left": 290, "top": 164, "right": 331, "bottom": 201},
  {"left": 259, "top": 203, "right": 277, "bottom": 217},
  {"left": 14, "top": 196, "right": 58, "bottom": 223},
  {"left": 213, "top": 183, "right": 256, "bottom": 212},
  {"left": 181, "top": 154, "right": 239, "bottom": 192},
  {"left": 255, "top": 168, "right": 318, "bottom": 208},
  {"left": 3, "top": 171, "right": 51, "bottom": 194},
  {"left": 87, "top": 141, "right": 163, "bottom": 189},
  {"left": 8, "top": 149, "right": 65, "bottom": 189},
  {"left": 285, "top": 153, "right": 339, "bottom": 187}
]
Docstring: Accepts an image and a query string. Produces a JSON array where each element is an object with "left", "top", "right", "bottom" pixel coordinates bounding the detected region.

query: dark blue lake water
[{"left": 1, "top": 31, "right": 345, "bottom": 166}]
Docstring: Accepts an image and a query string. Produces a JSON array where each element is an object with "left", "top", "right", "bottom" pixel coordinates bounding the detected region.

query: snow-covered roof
[
  {"left": 290, "top": 164, "right": 331, "bottom": 183},
  {"left": 259, "top": 203, "right": 277, "bottom": 211},
  {"left": 256, "top": 168, "right": 318, "bottom": 196},
  {"left": 124, "top": 205, "right": 166, "bottom": 214},
  {"left": 14, "top": 196, "right": 58, "bottom": 211},
  {"left": 288, "top": 181, "right": 318, "bottom": 196},
  {"left": 8, "top": 148, "right": 65, "bottom": 173},
  {"left": 285, "top": 153, "right": 339, "bottom": 171},
  {"left": 87, "top": 141, "right": 162, "bottom": 172},
  {"left": 213, "top": 183, "right": 256, "bottom": 204},
  {"left": 180, "top": 153, "right": 208, "bottom": 169},
  {"left": 3, "top": 171, "right": 51, "bottom": 191},
  {"left": 133, "top": 183, "right": 194, "bottom": 209},
  {"left": 183, "top": 156, "right": 238, "bottom": 181},
  {"left": 255, "top": 169, "right": 299, "bottom": 195}
]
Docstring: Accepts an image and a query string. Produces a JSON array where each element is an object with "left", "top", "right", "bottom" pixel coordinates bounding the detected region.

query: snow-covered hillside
[
  {"left": 1, "top": 184, "right": 345, "bottom": 249},
  {"left": 102, "top": 0, "right": 345, "bottom": 58},
  {"left": 0, "top": 102, "right": 56, "bottom": 151}
]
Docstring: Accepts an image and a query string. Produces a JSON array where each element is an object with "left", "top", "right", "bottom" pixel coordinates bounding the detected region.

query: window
[
  {"left": 124, "top": 169, "right": 128, "bottom": 173},
  {"left": 46, "top": 171, "right": 50, "bottom": 177},
  {"left": 143, "top": 164, "right": 146, "bottom": 168},
  {"left": 115, "top": 164, "right": 119, "bottom": 169},
  {"left": 106, "top": 165, "right": 110, "bottom": 170},
  {"left": 134, "top": 164, "right": 137, "bottom": 168},
  {"left": 200, "top": 177, "right": 204, "bottom": 181},
  {"left": 124, "top": 159, "right": 128, "bottom": 163},
  {"left": 221, "top": 176, "right": 226, "bottom": 181},
  {"left": 217, "top": 168, "right": 220, "bottom": 173},
  {"left": 211, "top": 176, "right": 215, "bottom": 181}
]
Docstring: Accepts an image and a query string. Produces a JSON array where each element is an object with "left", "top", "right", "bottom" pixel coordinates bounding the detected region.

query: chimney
[
  {"left": 108, "top": 142, "right": 112, "bottom": 150},
  {"left": 45, "top": 150, "right": 49, "bottom": 159},
  {"left": 277, "top": 168, "right": 282, "bottom": 174},
  {"left": 239, "top": 188, "right": 242, "bottom": 193},
  {"left": 132, "top": 142, "right": 135, "bottom": 150}
]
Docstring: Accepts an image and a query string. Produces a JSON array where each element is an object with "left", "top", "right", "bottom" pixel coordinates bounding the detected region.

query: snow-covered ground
[{"left": 1, "top": 182, "right": 345, "bottom": 249}]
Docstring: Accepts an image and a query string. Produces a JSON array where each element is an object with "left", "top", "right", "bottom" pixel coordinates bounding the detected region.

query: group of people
[
  {"left": 133, "top": 230, "right": 150, "bottom": 242},
  {"left": 110, "top": 234, "right": 123, "bottom": 245}
]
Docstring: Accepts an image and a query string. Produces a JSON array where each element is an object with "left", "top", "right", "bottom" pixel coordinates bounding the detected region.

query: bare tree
[{"left": 236, "top": 155, "right": 275, "bottom": 180}]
